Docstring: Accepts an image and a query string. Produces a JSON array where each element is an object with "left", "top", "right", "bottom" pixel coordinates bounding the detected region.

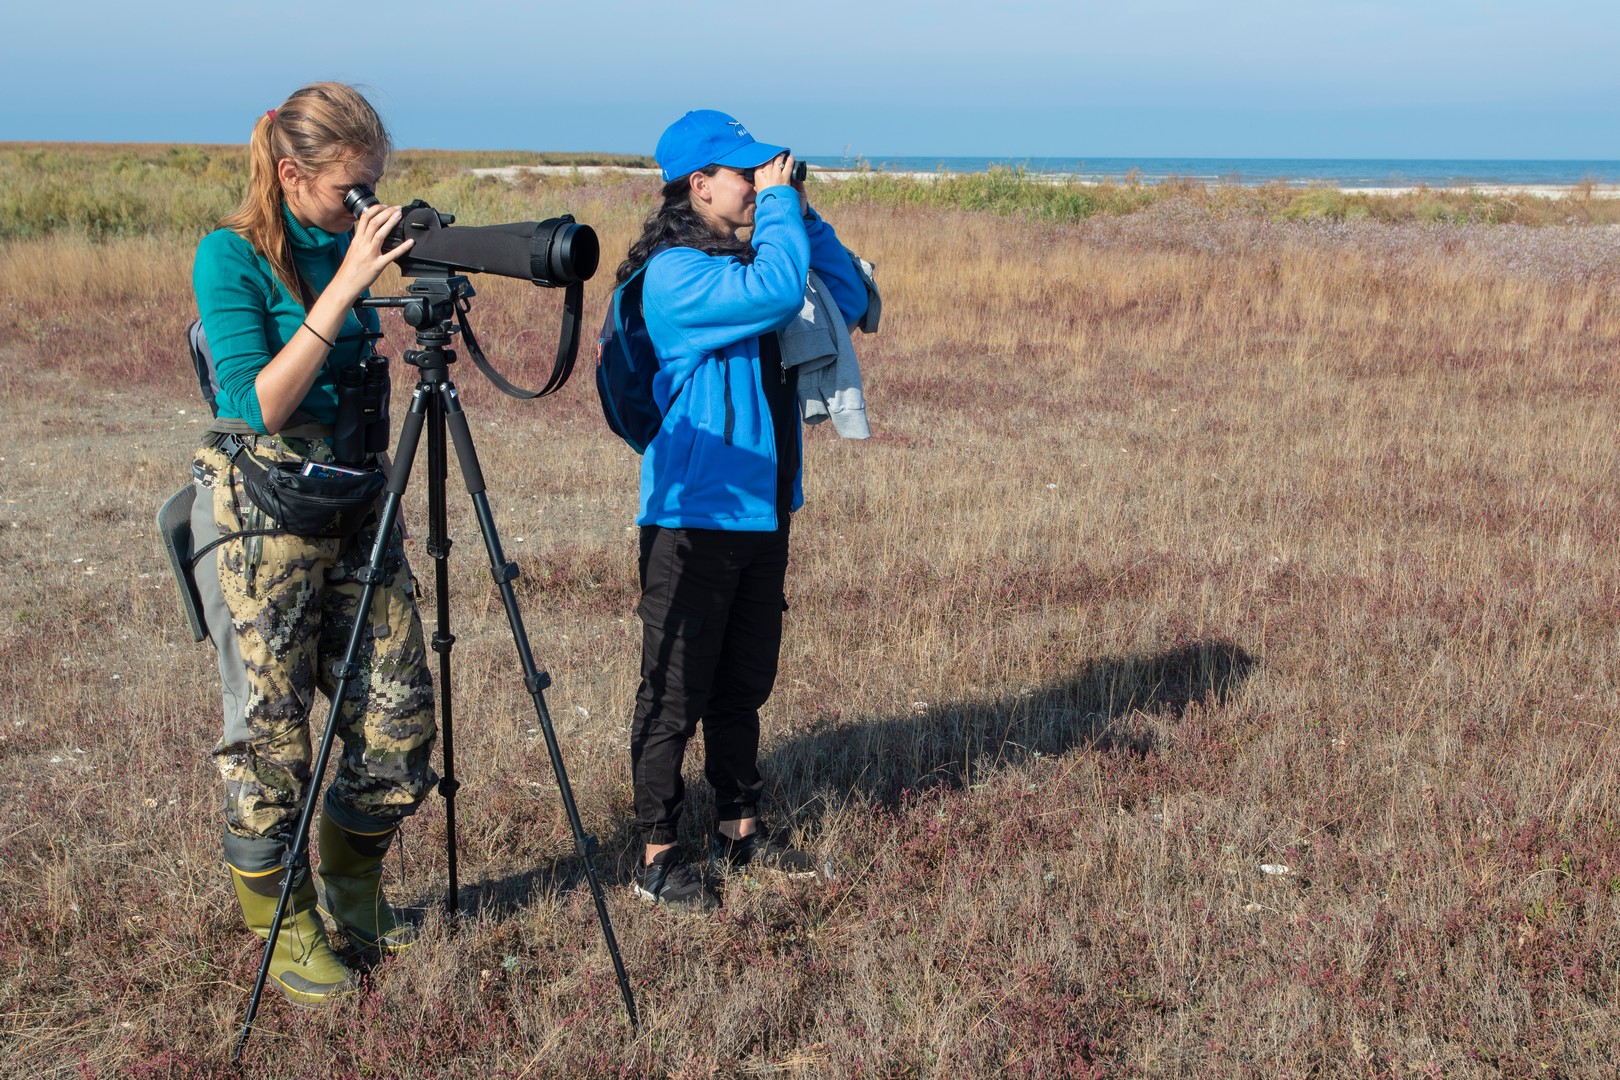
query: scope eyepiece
[{"left": 343, "top": 184, "right": 381, "bottom": 217}]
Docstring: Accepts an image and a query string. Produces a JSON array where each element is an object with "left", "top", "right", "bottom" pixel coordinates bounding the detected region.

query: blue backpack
[{"left": 595, "top": 266, "right": 663, "bottom": 454}]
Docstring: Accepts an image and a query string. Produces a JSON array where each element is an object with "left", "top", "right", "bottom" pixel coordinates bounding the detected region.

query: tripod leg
[
  {"left": 439, "top": 385, "right": 640, "bottom": 1031},
  {"left": 425, "top": 384, "right": 462, "bottom": 914},
  {"left": 232, "top": 386, "right": 431, "bottom": 1063}
]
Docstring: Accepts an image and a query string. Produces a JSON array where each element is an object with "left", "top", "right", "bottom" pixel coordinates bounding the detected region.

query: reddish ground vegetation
[{"left": 1, "top": 178, "right": 1618, "bottom": 1077}]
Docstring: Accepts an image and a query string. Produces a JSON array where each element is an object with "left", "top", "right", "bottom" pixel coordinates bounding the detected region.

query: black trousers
[{"left": 631, "top": 523, "right": 790, "bottom": 845}]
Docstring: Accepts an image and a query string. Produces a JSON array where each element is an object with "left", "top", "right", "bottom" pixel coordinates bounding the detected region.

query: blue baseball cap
[{"left": 655, "top": 110, "right": 788, "bottom": 184}]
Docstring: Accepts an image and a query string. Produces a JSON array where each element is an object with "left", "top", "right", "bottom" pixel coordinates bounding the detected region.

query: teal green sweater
[{"left": 192, "top": 206, "right": 380, "bottom": 434}]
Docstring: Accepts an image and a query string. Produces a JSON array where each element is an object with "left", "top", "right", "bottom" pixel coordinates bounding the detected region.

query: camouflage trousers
[{"left": 192, "top": 435, "right": 437, "bottom": 856}]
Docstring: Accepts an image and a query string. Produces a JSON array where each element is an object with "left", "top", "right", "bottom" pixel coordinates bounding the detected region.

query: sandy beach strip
[
  {"left": 1348, "top": 183, "right": 1620, "bottom": 199},
  {"left": 469, "top": 165, "right": 1620, "bottom": 199}
]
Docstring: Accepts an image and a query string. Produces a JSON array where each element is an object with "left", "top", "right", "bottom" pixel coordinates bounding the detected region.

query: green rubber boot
[
  {"left": 230, "top": 866, "right": 355, "bottom": 1007},
  {"left": 316, "top": 813, "right": 415, "bottom": 954}
]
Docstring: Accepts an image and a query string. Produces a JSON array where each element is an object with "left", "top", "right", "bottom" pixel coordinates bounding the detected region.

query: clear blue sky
[{"left": 4, "top": 0, "right": 1617, "bottom": 159}]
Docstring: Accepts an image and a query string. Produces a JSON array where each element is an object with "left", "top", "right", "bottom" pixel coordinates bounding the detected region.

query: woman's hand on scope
[
  {"left": 333, "top": 203, "right": 415, "bottom": 301},
  {"left": 753, "top": 153, "right": 807, "bottom": 216}
]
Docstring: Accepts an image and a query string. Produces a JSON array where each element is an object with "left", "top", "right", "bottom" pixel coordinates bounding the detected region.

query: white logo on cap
[{"left": 729, "top": 121, "right": 749, "bottom": 139}]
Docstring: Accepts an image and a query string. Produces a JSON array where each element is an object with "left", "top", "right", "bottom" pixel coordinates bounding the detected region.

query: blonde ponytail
[{"left": 219, "top": 82, "right": 392, "bottom": 305}]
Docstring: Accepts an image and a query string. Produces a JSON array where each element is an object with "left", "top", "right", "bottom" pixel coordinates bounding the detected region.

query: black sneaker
[
  {"left": 709, "top": 826, "right": 820, "bottom": 879},
  {"left": 633, "top": 848, "right": 720, "bottom": 913}
]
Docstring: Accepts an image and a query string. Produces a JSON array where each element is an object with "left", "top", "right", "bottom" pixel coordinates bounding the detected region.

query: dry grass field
[{"left": 1, "top": 146, "right": 1619, "bottom": 1078}]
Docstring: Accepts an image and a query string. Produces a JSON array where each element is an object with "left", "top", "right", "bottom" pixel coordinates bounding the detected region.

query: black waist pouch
[{"left": 225, "top": 436, "right": 386, "bottom": 539}]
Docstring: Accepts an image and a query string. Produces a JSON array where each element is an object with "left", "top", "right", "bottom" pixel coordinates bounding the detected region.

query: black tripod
[{"left": 232, "top": 276, "right": 637, "bottom": 1061}]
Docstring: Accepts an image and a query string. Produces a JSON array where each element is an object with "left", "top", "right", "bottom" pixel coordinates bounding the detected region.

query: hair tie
[
  {"left": 302, "top": 321, "right": 335, "bottom": 349},
  {"left": 265, "top": 109, "right": 277, "bottom": 121}
]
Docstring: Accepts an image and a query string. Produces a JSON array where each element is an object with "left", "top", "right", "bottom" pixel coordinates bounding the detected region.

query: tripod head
[
  {"left": 359, "top": 276, "right": 472, "bottom": 355},
  {"left": 358, "top": 272, "right": 580, "bottom": 399}
]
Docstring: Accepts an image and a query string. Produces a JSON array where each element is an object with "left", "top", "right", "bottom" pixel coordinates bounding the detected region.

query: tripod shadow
[
  {"left": 451, "top": 819, "right": 682, "bottom": 913},
  {"left": 449, "top": 865, "right": 562, "bottom": 919},
  {"left": 762, "top": 637, "right": 1257, "bottom": 819}
]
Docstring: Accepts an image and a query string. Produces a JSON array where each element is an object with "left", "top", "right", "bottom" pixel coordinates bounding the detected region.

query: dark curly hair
[{"left": 615, "top": 166, "right": 755, "bottom": 284}]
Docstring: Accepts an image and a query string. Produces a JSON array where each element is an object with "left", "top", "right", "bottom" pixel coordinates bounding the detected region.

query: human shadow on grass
[
  {"left": 762, "top": 636, "right": 1257, "bottom": 818},
  {"left": 451, "top": 637, "right": 1255, "bottom": 909}
]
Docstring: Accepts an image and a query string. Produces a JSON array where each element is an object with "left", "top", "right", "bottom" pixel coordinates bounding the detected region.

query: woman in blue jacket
[
  {"left": 616, "top": 110, "right": 868, "bottom": 912},
  {"left": 190, "top": 82, "right": 434, "bottom": 1002}
]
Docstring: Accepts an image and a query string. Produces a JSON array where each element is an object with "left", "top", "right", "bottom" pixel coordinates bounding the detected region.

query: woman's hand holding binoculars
[{"left": 754, "top": 153, "right": 809, "bottom": 216}]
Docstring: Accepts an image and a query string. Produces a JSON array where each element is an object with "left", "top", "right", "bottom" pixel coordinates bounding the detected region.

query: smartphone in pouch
[{"left": 301, "top": 461, "right": 372, "bottom": 479}]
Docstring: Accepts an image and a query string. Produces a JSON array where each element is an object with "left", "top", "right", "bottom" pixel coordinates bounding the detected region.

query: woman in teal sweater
[{"left": 190, "top": 82, "right": 433, "bottom": 1004}]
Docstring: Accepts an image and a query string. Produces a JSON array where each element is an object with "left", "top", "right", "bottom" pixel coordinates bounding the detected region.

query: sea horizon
[
  {"left": 9, "top": 141, "right": 1617, "bottom": 189},
  {"left": 799, "top": 155, "right": 1620, "bottom": 188}
]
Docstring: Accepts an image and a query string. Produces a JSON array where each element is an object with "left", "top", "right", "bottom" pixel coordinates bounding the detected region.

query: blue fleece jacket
[
  {"left": 192, "top": 207, "right": 380, "bottom": 433},
  {"left": 639, "top": 185, "right": 868, "bottom": 530}
]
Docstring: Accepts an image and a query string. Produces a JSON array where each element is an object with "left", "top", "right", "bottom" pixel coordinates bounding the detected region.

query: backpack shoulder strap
[
  {"left": 618, "top": 264, "right": 647, "bottom": 317},
  {"left": 187, "top": 318, "right": 222, "bottom": 418}
]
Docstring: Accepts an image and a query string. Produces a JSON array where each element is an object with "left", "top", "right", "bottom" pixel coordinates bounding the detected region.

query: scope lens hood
[{"left": 532, "top": 218, "right": 599, "bottom": 286}]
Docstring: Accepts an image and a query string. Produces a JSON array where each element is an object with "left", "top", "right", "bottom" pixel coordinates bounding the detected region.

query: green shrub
[
  {"left": 0, "top": 182, "right": 152, "bottom": 239},
  {"left": 1280, "top": 188, "right": 1352, "bottom": 221}
]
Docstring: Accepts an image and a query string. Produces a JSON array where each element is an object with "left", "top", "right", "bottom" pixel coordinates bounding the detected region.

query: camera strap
[{"left": 454, "top": 281, "right": 582, "bottom": 400}]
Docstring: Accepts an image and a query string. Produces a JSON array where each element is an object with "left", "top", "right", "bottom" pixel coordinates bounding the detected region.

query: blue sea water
[{"left": 799, "top": 156, "right": 1620, "bottom": 188}]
